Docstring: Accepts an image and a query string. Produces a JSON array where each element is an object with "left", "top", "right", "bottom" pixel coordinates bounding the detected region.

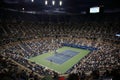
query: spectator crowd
[{"left": 0, "top": 12, "right": 120, "bottom": 80}]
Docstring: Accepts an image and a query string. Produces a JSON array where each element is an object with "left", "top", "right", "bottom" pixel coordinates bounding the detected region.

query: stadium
[{"left": 0, "top": 0, "right": 120, "bottom": 80}]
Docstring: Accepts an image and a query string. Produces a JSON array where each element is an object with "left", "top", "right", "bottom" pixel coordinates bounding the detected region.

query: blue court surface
[{"left": 46, "top": 50, "right": 79, "bottom": 64}]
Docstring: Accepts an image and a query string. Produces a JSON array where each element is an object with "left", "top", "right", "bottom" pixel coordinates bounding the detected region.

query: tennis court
[
  {"left": 29, "top": 46, "right": 90, "bottom": 74},
  {"left": 46, "top": 50, "right": 79, "bottom": 64}
]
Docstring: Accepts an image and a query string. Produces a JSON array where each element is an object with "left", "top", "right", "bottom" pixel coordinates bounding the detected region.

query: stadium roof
[{"left": 0, "top": 0, "right": 120, "bottom": 14}]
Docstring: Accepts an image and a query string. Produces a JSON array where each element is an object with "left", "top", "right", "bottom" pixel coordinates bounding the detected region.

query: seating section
[{"left": 0, "top": 10, "right": 120, "bottom": 80}]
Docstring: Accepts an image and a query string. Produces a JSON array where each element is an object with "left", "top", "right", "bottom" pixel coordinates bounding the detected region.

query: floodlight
[
  {"left": 59, "top": 1, "right": 62, "bottom": 6},
  {"left": 45, "top": 0, "right": 48, "bottom": 5},
  {"left": 22, "top": 8, "right": 24, "bottom": 11},
  {"left": 31, "top": 0, "right": 34, "bottom": 3},
  {"left": 52, "top": 0, "right": 55, "bottom": 6}
]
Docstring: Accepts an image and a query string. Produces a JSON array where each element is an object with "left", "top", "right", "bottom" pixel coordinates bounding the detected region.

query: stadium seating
[{"left": 0, "top": 10, "right": 120, "bottom": 80}]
